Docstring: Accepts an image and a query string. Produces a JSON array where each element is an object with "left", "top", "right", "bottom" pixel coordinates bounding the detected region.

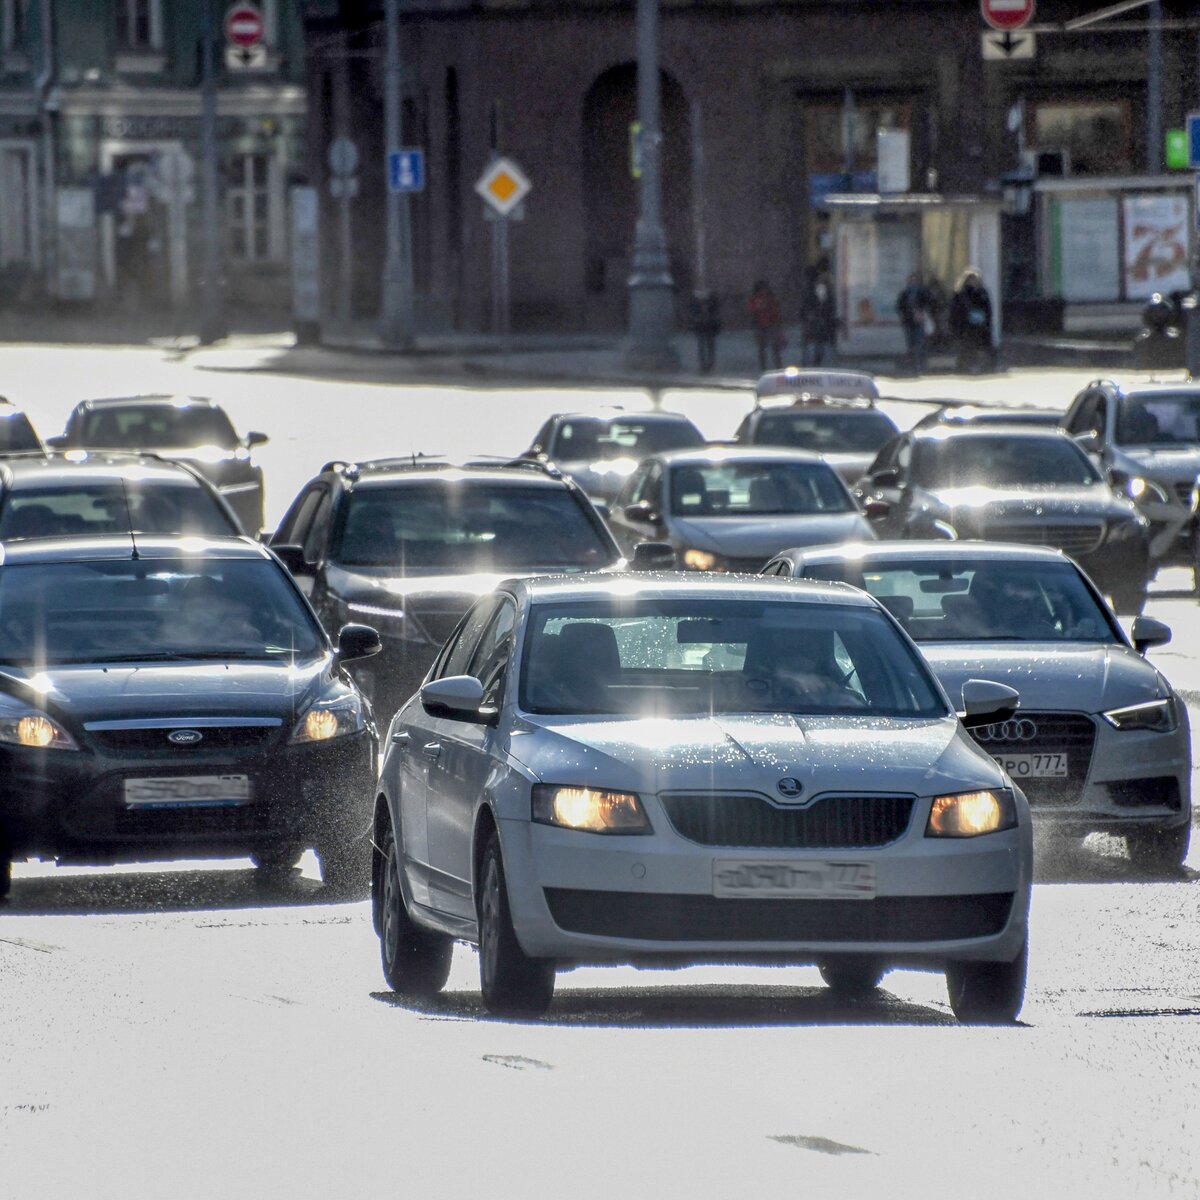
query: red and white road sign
[
  {"left": 224, "top": 4, "right": 265, "bottom": 47},
  {"left": 981, "top": 0, "right": 1035, "bottom": 31}
]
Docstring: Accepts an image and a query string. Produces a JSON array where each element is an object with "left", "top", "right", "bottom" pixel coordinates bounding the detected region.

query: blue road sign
[
  {"left": 387, "top": 148, "right": 425, "bottom": 193},
  {"left": 1188, "top": 114, "right": 1200, "bottom": 169}
]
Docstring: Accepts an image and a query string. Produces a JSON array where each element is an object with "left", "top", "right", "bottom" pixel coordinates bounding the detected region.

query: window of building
[
  {"left": 3, "top": 0, "right": 29, "bottom": 51},
  {"left": 804, "top": 100, "right": 913, "bottom": 175},
  {"left": 227, "top": 153, "right": 275, "bottom": 263},
  {"left": 114, "top": 0, "right": 162, "bottom": 50},
  {"left": 1032, "top": 101, "right": 1131, "bottom": 177}
]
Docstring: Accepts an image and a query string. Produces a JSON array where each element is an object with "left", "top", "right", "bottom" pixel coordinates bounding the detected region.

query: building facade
[
  {"left": 0, "top": 0, "right": 307, "bottom": 312},
  {"left": 300, "top": 0, "right": 1200, "bottom": 337}
]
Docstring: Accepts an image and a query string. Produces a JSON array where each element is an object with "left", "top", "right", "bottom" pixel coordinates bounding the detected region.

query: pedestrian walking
[
  {"left": 896, "top": 272, "right": 933, "bottom": 374},
  {"left": 801, "top": 266, "right": 838, "bottom": 366},
  {"left": 688, "top": 288, "right": 721, "bottom": 374},
  {"left": 950, "top": 267, "right": 997, "bottom": 373},
  {"left": 747, "top": 280, "right": 785, "bottom": 372}
]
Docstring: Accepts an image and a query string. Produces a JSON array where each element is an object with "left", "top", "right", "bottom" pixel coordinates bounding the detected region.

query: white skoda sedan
[{"left": 371, "top": 574, "right": 1033, "bottom": 1022}]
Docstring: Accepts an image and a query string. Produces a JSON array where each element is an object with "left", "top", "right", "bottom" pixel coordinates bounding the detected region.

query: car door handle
[
  {"left": 391, "top": 731, "right": 411, "bottom": 748},
  {"left": 421, "top": 742, "right": 442, "bottom": 761}
]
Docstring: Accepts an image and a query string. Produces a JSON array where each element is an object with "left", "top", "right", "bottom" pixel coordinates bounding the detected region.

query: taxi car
[{"left": 372, "top": 573, "right": 1033, "bottom": 1023}]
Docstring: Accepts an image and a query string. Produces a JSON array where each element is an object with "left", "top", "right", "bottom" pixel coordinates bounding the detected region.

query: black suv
[{"left": 271, "top": 459, "right": 623, "bottom": 716}]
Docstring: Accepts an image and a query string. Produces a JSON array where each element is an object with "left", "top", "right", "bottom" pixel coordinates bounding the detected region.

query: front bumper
[
  {"left": 0, "top": 729, "right": 375, "bottom": 866},
  {"left": 495, "top": 792, "right": 1031, "bottom": 967}
]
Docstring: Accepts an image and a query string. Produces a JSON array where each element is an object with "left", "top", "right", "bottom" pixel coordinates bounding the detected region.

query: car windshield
[
  {"left": 520, "top": 598, "right": 949, "bottom": 717},
  {"left": 1115, "top": 393, "right": 1200, "bottom": 447},
  {"left": 803, "top": 558, "right": 1121, "bottom": 644},
  {"left": 332, "top": 481, "right": 614, "bottom": 572},
  {"left": 913, "top": 435, "right": 1100, "bottom": 488},
  {"left": 0, "top": 484, "right": 236, "bottom": 540},
  {"left": 755, "top": 409, "right": 897, "bottom": 453},
  {"left": 669, "top": 461, "right": 853, "bottom": 516},
  {"left": 76, "top": 404, "right": 240, "bottom": 450},
  {"left": 551, "top": 417, "right": 704, "bottom": 462},
  {"left": 0, "top": 558, "right": 324, "bottom": 665},
  {"left": 0, "top": 413, "right": 41, "bottom": 452}
]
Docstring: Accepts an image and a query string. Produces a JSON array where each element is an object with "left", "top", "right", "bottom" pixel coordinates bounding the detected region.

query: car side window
[
  {"left": 1093, "top": 394, "right": 1109, "bottom": 441},
  {"left": 636, "top": 463, "right": 664, "bottom": 510},
  {"left": 302, "top": 490, "right": 334, "bottom": 564},
  {"left": 1067, "top": 392, "right": 1099, "bottom": 437},
  {"left": 894, "top": 439, "right": 913, "bottom": 477},
  {"left": 867, "top": 436, "right": 900, "bottom": 476},
  {"left": 531, "top": 419, "right": 555, "bottom": 456},
  {"left": 439, "top": 597, "right": 501, "bottom": 680},
  {"left": 468, "top": 599, "right": 517, "bottom": 707},
  {"left": 276, "top": 485, "right": 325, "bottom": 545}
]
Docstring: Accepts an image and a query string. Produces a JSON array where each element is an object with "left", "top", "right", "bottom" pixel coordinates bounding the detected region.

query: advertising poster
[
  {"left": 1122, "top": 194, "right": 1190, "bottom": 300},
  {"left": 1049, "top": 197, "right": 1120, "bottom": 301},
  {"left": 835, "top": 218, "right": 919, "bottom": 353}
]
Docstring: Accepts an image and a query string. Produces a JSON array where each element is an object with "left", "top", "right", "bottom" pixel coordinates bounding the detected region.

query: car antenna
[{"left": 120, "top": 478, "right": 140, "bottom": 560}]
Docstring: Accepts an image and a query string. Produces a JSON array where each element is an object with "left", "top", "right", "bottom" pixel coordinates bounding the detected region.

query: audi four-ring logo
[{"left": 975, "top": 719, "right": 1038, "bottom": 743}]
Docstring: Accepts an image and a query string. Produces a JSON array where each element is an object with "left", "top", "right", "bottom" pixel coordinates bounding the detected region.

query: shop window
[
  {"left": 3, "top": 0, "right": 29, "bottom": 51},
  {"left": 804, "top": 102, "right": 912, "bottom": 175},
  {"left": 114, "top": 0, "right": 162, "bottom": 50},
  {"left": 1032, "top": 101, "right": 1130, "bottom": 177},
  {"left": 227, "top": 153, "right": 275, "bottom": 263}
]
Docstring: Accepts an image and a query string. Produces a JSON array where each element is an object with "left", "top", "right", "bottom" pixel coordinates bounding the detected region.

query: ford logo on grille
[
  {"left": 168, "top": 729, "right": 204, "bottom": 746},
  {"left": 975, "top": 719, "right": 1038, "bottom": 743},
  {"left": 776, "top": 777, "right": 804, "bottom": 799}
]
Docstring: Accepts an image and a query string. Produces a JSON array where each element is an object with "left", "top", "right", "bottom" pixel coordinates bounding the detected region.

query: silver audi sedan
[
  {"left": 371, "top": 573, "right": 1033, "bottom": 1023},
  {"left": 768, "top": 541, "right": 1191, "bottom": 872}
]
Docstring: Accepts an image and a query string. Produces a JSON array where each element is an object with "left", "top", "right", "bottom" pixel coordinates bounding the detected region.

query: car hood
[
  {"left": 1112, "top": 445, "right": 1200, "bottom": 481},
  {"left": 670, "top": 512, "right": 876, "bottom": 556},
  {"left": 328, "top": 563, "right": 511, "bottom": 606},
  {"left": 556, "top": 460, "right": 639, "bottom": 502},
  {"left": 928, "top": 486, "right": 1130, "bottom": 520},
  {"left": 917, "top": 641, "right": 1168, "bottom": 714},
  {"left": 511, "top": 711, "right": 1005, "bottom": 797},
  {"left": 0, "top": 657, "right": 336, "bottom": 727}
]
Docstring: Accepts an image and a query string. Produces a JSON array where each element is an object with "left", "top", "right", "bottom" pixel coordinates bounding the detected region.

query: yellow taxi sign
[
  {"left": 755, "top": 368, "right": 879, "bottom": 403},
  {"left": 475, "top": 157, "right": 532, "bottom": 216}
]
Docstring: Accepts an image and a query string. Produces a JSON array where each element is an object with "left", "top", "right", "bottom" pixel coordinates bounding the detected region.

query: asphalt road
[{"left": 1, "top": 344, "right": 1198, "bottom": 1200}]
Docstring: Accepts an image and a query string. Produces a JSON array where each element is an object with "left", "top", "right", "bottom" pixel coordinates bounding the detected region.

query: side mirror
[
  {"left": 631, "top": 541, "right": 676, "bottom": 571},
  {"left": 1131, "top": 616, "right": 1171, "bottom": 654},
  {"left": 271, "top": 543, "right": 312, "bottom": 576},
  {"left": 420, "top": 674, "right": 487, "bottom": 721},
  {"left": 246, "top": 431, "right": 269, "bottom": 448},
  {"left": 960, "top": 679, "right": 1021, "bottom": 729},
  {"left": 872, "top": 468, "right": 901, "bottom": 488},
  {"left": 336, "top": 623, "right": 382, "bottom": 662},
  {"left": 45, "top": 434, "right": 68, "bottom": 450},
  {"left": 623, "top": 500, "right": 660, "bottom": 524}
]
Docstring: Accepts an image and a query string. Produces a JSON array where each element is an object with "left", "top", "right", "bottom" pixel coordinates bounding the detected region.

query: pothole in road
[
  {"left": 770, "top": 1134, "right": 873, "bottom": 1156},
  {"left": 482, "top": 1054, "right": 553, "bottom": 1071}
]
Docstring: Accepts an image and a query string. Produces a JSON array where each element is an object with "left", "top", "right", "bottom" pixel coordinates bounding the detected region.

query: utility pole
[
  {"left": 198, "top": 0, "right": 225, "bottom": 344},
  {"left": 380, "top": 0, "right": 415, "bottom": 350},
  {"left": 1146, "top": 0, "right": 1162, "bottom": 174},
  {"left": 625, "top": 0, "right": 678, "bottom": 371}
]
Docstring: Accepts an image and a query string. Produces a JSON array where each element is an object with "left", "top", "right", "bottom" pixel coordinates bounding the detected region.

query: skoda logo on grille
[
  {"left": 776, "top": 777, "right": 804, "bottom": 799},
  {"left": 168, "top": 729, "right": 204, "bottom": 746},
  {"left": 976, "top": 719, "right": 1038, "bottom": 743}
]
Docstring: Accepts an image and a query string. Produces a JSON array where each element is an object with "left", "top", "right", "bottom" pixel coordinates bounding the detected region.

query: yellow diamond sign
[{"left": 475, "top": 156, "right": 532, "bottom": 216}]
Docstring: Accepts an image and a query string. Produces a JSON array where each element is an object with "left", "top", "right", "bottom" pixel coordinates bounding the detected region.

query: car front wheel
[
  {"left": 478, "top": 833, "right": 554, "bottom": 1017},
  {"left": 379, "top": 834, "right": 453, "bottom": 997},
  {"left": 818, "top": 958, "right": 886, "bottom": 999},
  {"left": 945, "top": 939, "right": 1027, "bottom": 1025},
  {"left": 1126, "top": 823, "right": 1190, "bottom": 876}
]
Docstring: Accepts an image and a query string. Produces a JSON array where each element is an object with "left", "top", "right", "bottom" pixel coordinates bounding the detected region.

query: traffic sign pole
[
  {"left": 380, "top": 0, "right": 415, "bottom": 351},
  {"left": 199, "top": 0, "right": 225, "bottom": 344}
]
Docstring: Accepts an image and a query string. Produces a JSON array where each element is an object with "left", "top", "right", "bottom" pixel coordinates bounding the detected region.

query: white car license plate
[
  {"left": 993, "top": 753, "right": 1068, "bottom": 779},
  {"left": 124, "top": 775, "right": 252, "bottom": 808},
  {"left": 713, "top": 859, "right": 876, "bottom": 900}
]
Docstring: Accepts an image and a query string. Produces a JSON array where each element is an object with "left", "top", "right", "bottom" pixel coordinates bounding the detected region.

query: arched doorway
[{"left": 582, "top": 63, "right": 692, "bottom": 332}]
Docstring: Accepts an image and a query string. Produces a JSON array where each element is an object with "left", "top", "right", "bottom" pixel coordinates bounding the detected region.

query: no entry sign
[
  {"left": 981, "top": 0, "right": 1034, "bottom": 31},
  {"left": 224, "top": 4, "right": 265, "bottom": 47}
]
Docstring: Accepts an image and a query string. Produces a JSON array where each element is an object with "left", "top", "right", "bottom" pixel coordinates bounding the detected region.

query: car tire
[
  {"left": 250, "top": 844, "right": 302, "bottom": 886},
  {"left": 478, "top": 833, "right": 555, "bottom": 1018},
  {"left": 818, "top": 958, "right": 886, "bottom": 999},
  {"left": 1126, "top": 823, "right": 1191, "bottom": 876},
  {"left": 379, "top": 834, "right": 453, "bottom": 997},
  {"left": 945, "top": 939, "right": 1027, "bottom": 1025},
  {"left": 317, "top": 838, "right": 371, "bottom": 899},
  {"left": 0, "top": 853, "right": 10, "bottom": 899}
]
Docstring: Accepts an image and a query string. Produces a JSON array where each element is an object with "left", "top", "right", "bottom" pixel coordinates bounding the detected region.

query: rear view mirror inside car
[{"left": 919, "top": 575, "right": 970, "bottom": 593}]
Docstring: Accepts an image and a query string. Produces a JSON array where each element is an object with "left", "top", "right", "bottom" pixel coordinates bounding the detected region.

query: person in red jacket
[{"left": 746, "top": 279, "right": 784, "bottom": 371}]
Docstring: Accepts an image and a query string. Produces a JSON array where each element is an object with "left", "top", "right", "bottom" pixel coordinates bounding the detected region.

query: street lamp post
[
  {"left": 625, "top": 0, "right": 678, "bottom": 371},
  {"left": 198, "top": 0, "right": 225, "bottom": 345},
  {"left": 380, "top": 0, "right": 415, "bottom": 350}
]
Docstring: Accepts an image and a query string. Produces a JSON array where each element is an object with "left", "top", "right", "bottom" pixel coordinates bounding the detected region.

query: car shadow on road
[
  {"left": 0, "top": 865, "right": 363, "bottom": 916},
  {"left": 372, "top": 982, "right": 959, "bottom": 1028},
  {"left": 1034, "top": 834, "right": 1199, "bottom": 885}
]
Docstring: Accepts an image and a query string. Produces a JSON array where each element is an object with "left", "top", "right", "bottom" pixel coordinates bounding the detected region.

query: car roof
[
  {"left": 73, "top": 394, "right": 220, "bottom": 411},
  {"left": 913, "top": 424, "right": 1078, "bottom": 443},
  {"left": 781, "top": 540, "right": 1069, "bottom": 567},
  {"left": 0, "top": 534, "right": 270, "bottom": 566},
  {"left": 1093, "top": 378, "right": 1200, "bottom": 398},
  {"left": 506, "top": 571, "right": 875, "bottom": 607},
  {"left": 650, "top": 446, "right": 828, "bottom": 467},
  {"left": 1, "top": 453, "right": 206, "bottom": 488},
  {"left": 550, "top": 410, "right": 696, "bottom": 424},
  {"left": 922, "top": 405, "right": 1061, "bottom": 424},
  {"left": 341, "top": 462, "right": 578, "bottom": 490}
]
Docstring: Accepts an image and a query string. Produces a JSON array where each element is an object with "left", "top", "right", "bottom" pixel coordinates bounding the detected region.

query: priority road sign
[
  {"left": 387, "top": 149, "right": 425, "bottom": 193},
  {"left": 475, "top": 157, "right": 531, "bottom": 217},
  {"left": 224, "top": 3, "right": 265, "bottom": 47},
  {"left": 981, "top": 0, "right": 1035, "bottom": 31}
]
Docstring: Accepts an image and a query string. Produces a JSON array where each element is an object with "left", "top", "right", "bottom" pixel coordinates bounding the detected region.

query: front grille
[
  {"left": 660, "top": 792, "right": 914, "bottom": 848},
  {"left": 969, "top": 711, "right": 1096, "bottom": 806},
  {"left": 544, "top": 888, "right": 1014, "bottom": 943},
  {"left": 88, "top": 726, "right": 277, "bottom": 754},
  {"left": 983, "top": 521, "right": 1104, "bottom": 557},
  {"left": 1106, "top": 776, "right": 1181, "bottom": 810}
]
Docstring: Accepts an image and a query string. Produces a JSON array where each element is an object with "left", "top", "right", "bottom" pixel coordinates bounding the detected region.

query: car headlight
[
  {"left": 290, "top": 694, "right": 364, "bottom": 744},
  {"left": 345, "top": 601, "right": 427, "bottom": 642},
  {"left": 532, "top": 785, "right": 651, "bottom": 834},
  {"left": 926, "top": 789, "right": 1015, "bottom": 837},
  {"left": 1120, "top": 475, "right": 1170, "bottom": 505},
  {"left": 0, "top": 711, "right": 78, "bottom": 750},
  {"left": 682, "top": 549, "right": 717, "bottom": 571},
  {"left": 1101, "top": 697, "right": 1177, "bottom": 733}
]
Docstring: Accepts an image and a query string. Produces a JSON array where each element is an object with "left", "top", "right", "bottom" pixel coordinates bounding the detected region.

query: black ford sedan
[{"left": 0, "top": 536, "right": 380, "bottom": 898}]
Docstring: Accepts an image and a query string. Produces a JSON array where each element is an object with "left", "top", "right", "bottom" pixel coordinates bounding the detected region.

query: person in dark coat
[
  {"left": 746, "top": 280, "right": 784, "bottom": 372},
  {"left": 896, "top": 272, "right": 932, "bottom": 374},
  {"left": 949, "top": 268, "right": 996, "bottom": 373},
  {"left": 801, "top": 267, "right": 837, "bottom": 366},
  {"left": 688, "top": 289, "right": 721, "bottom": 374}
]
